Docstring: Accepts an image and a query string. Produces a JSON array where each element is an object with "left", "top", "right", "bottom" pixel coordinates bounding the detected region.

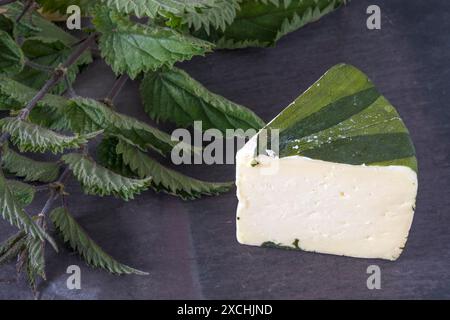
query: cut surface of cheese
[
  {"left": 236, "top": 138, "right": 417, "bottom": 260},
  {"left": 235, "top": 64, "right": 418, "bottom": 260}
]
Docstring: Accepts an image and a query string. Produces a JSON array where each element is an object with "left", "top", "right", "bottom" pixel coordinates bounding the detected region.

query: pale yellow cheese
[{"left": 236, "top": 137, "right": 418, "bottom": 260}]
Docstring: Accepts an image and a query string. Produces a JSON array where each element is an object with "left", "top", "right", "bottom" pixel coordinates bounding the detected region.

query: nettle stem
[
  {"left": 103, "top": 74, "right": 129, "bottom": 107},
  {"left": 0, "top": 33, "right": 96, "bottom": 240},
  {"left": 30, "top": 54, "right": 129, "bottom": 224},
  {"left": 15, "top": 0, "right": 34, "bottom": 23},
  {"left": 38, "top": 190, "right": 57, "bottom": 221},
  {"left": 0, "top": 33, "right": 97, "bottom": 145},
  {"left": 35, "top": 70, "right": 129, "bottom": 221},
  {"left": 38, "top": 167, "right": 71, "bottom": 219},
  {"left": 19, "top": 33, "right": 97, "bottom": 120}
]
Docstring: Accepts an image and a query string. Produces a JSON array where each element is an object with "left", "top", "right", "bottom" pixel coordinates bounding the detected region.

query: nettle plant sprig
[{"left": 0, "top": 0, "right": 346, "bottom": 294}]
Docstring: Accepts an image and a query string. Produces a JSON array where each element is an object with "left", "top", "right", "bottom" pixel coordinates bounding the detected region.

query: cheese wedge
[{"left": 235, "top": 64, "right": 418, "bottom": 260}]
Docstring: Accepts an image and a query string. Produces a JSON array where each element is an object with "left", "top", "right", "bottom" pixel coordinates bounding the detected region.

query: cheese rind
[{"left": 236, "top": 138, "right": 418, "bottom": 260}]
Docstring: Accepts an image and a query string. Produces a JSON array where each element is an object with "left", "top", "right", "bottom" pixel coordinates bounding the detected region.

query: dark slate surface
[{"left": 1, "top": 0, "right": 450, "bottom": 299}]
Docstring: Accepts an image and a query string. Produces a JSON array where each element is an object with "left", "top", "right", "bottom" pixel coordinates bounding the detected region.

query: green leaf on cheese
[{"left": 260, "top": 64, "right": 417, "bottom": 172}]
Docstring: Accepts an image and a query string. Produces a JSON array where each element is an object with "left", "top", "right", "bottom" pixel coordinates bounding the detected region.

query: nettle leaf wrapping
[
  {"left": 93, "top": 6, "right": 213, "bottom": 79},
  {"left": 13, "top": 37, "right": 92, "bottom": 95},
  {"left": 178, "top": 0, "right": 240, "bottom": 35},
  {"left": 1, "top": 145, "right": 60, "bottom": 182},
  {"left": 0, "top": 171, "right": 54, "bottom": 247},
  {"left": 7, "top": 180, "right": 35, "bottom": 207},
  {"left": 61, "top": 153, "right": 151, "bottom": 200},
  {"left": 0, "top": 30, "right": 25, "bottom": 75},
  {"left": 262, "top": 64, "right": 417, "bottom": 171},
  {"left": 115, "top": 137, "right": 233, "bottom": 199},
  {"left": 0, "top": 118, "right": 97, "bottom": 154},
  {"left": 65, "top": 97, "right": 187, "bottom": 156},
  {"left": 198, "top": 0, "right": 346, "bottom": 48},
  {"left": 50, "top": 207, "right": 147, "bottom": 274},
  {"left": 100, "top": 0, "right": 213, "bottom": 18},
  {"left": 0, "top": 77, "right": 69, "bottom": 130},
  {"left": 140, "top": 67, "right": 265, "bottom": 132}
]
